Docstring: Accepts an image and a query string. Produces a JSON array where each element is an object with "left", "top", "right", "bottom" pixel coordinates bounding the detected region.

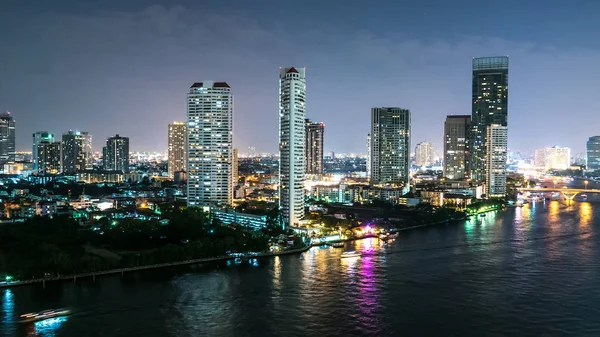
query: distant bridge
[{"left": 517, "top": 187, "right": 600, "bottom": 200}]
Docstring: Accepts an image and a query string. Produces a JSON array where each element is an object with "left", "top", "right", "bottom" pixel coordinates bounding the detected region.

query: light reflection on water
[
  {"left": 2, "top": 289, "right": 15, "bottom": 336},
  {"left": 2, "top": 202, "right": 600, "bottom": 336}
]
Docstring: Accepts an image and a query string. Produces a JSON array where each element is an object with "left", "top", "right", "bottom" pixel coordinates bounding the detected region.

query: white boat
[
  {"left": 19, "top": 308, "right": 71, "bottom": 323},
  {"left": 340, "top": 251, "right": 361, "bottom": 259}
]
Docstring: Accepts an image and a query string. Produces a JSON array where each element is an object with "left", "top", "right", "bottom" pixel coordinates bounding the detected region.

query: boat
[
  {"left": 331, "top": 242, "right": 344, "bottom": 248},
  {"left": 340, "top": 251, "right": 361, "bottom": 259},
  {"left": 19, "top": 308, "right": 72, "bottom": 323}
]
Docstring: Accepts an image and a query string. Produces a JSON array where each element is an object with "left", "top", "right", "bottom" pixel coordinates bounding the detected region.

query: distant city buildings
[
  {"left": 586, "top": 136, "right": 600, "bottom": 171},
  {"left": 471, "top": 56, "right": 509, "bottom": 182},
  {"left": 370, "top": 107, "right": 411, "bottom": 187},
  {"left": 485, "top": 124, "right": 508, "bottom": 198},
  {"left": 443, "top": 115, "right": 471, "bottom": 180},
  {"left": 187, "top": 81, "right": 233, "bottom": 207},
  {"left": 414, "top": 141, "right": 434, "bottom": 167},
  {"left": 534, "top": 146, "right": 570, "bottom": 170},
  {"left": 61, "top": 131, "right": 91, "bottom": 174},
  {"left": 103, "top": 134, "right": 129, "bottom": 173},
  {"left": 0, "top": 113, "right": 16, "bottom": 166},
  {"left": 305, "top": 119, "right": 324, "bottom": 175},
  {"left": 279, "top": 67, "right": 306, "bottom": 226},
  {"left": 37, "top": 141, "right": 61, "bottom": 174},
  {"left": 168, "top": 122, "right": 187, "bottom": 178},
  {"left": 32, "top": 132, "right": 55, "bottom": 171}
]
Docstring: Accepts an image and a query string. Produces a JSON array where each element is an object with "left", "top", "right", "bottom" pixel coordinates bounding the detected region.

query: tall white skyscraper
[
  {"left": 279, "top": 67, "right": 306, "bottom": 227},
  {"left": 187, "top": 81, "right": 233, "bottom": 207},
  {"left": 486, "top": 124, "right": 508, "bottom": 198},
  {"left": 415, "top": 141, "right": 434, "bottom": 167}
]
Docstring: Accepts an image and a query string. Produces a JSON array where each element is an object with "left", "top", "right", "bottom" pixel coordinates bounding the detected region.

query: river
[{"left": 2, "top": 200, "right": 600, "bottom": 336}]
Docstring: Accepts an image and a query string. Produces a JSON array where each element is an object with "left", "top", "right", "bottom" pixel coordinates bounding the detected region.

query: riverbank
[
  {"left": 0, "top": 208, "right": 501, "bottom": 289},
  {"left": 0, "top": 245, "right": 311, "bottom": 289}
]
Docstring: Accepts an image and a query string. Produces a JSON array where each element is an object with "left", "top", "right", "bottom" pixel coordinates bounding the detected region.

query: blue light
[{"left": 34, "top": 316, "right": 68, "bottom": 334}]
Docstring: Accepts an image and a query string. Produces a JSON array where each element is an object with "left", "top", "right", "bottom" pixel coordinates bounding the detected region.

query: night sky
[{"left": 1, "top": 0, "right": 599, "bottom": 154}]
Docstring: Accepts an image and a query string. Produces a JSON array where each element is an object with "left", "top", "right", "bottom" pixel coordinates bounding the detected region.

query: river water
[{"left": 2, "top": 200, "right": 599, "bottom": 336}]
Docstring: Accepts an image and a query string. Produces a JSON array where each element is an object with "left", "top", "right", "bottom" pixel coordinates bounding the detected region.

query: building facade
[
  {"left": 471, "top": 56, "right": 509, "bottom": 182},
  {"left": 103, "top": 134, "right": 130, "bottom": 173},
  {"left": 32, "top": 131, "right": 55, "bottom": 171},
  {"left": 168, "top": 122, "right": 187, "bottom": 178},
  {"left": 61, "top": 130, "right": 91, "bottom": 174},
  {"left": 370, "top": 107, "right": 411, "bottom": 187},
  {"left": 443, "top": 115, "right": 471, "bottom": 180},
  {"left": 232, "top": 148, "right": 239, "bottom": 199},
  {"left": 414, "top": 141, "right": 434, "bottom": 167},
  {"left": 366, "top": 134, "right": 371, "bottom": 178},
  {"left": 37, "top": 141, "right": 61, "bottom": 174},
  {"left": 535, "top": 146, "right": 571, "bottom": 171},
  {"left": 305, "top": 119, "right": 324, "bottom": 175},
  {"left": 187, "top": 81, "right": 233, "bottom": 207},
  {"left": 485, "top": 124, "right": 508, "bottom": 198},
  {"left": 0, "top": 113, "right": 16, "bottom": 166},
  {"left": 279, "top": 67, "right": 306, "bottom": 226},
  {"left": 587, "top": 136, "right": 600, "bottom": 171}
]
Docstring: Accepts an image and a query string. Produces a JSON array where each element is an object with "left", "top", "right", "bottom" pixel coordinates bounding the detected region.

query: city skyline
[{"left": 1, "top": 1, "right": 599, "bottom": 154}]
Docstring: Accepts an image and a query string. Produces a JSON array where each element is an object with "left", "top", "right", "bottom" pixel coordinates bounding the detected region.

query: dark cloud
[{"left": 0, "top": 3, "right": 599, "bottom": 155}]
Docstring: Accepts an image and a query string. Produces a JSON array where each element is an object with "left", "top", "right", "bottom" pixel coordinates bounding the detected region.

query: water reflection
[
  {"left": 356, "top": 254, "right": 380, "bottom": 333},
  {"left": 29, "top": 316, "right": 69, "bottom": 337},
  {"left": 2, "top": 289, "right": 15, "bottom": 336},
  {"left": 579, "top": 202, "right": 592, "bottom": 228}
]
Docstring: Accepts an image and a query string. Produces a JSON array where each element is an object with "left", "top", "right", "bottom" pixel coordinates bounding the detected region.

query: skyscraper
[
  {"left": 37, "top": 141, "right": 61, "bottom": 175},
  {"left": 187, "top": 81, "right": 233, "bottom": 207},
  {"left": 366, "top": 134, "right": 371, "bottom": 178},
  {"left": 103, "top": 134, "right": 129, "bottom": 173},
  {"left": 279, "top": 67, "right": 306, "bottom": 226},
  {"left": 414, "top": 142, "right": 434, "bottom": 167},
  {"left": 486, "top": 124, "right": 508, "bottom": 198},
  {"left": 32, "top": 131, "right": 55, "bottom": 171},
  {"left": 232, "top": 148, "right": 239, "bottom": 199},
  {"left": 587, "top": 136, "right": 600, "bottom": 171},
  {"left": 61, "top": 130, "right": 90, "bottom": 174},
  {"left": 82, "top": 132, "right": 93, "bottom": 169},
  {"left": 443, "top": 115, "right": 471, "bottom": 180},
  {"left": 471, "top": 56, "right": 509, "bottom": 182},
  {"left": 168, "top": 122, "right": 187, "bottom": 178},
  {"left": 370, "top": 107, "right": 411, "bottom": 187},
  {"left": 0, "top": 113, "right": 16, "bottom": 166},
  {"left": 305, "top": 119, "right": 324, "bottom": 175}
]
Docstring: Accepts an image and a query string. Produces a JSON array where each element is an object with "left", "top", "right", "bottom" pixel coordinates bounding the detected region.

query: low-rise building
[{"left": 211, "top": 208, "right": 268, "bottom": 229}]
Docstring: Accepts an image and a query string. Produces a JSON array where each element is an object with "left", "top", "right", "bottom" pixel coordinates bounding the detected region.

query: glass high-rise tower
[
  {"left": 369, "top": 107, "right": 411, "bottom": 187},
  {"left": 279, "top": 67, "right": 306, "bottom": 227},
  {"left": 586, "top": 136, "right": 600, "bottom": 171},
  {"left": 103, "top": 134, "right": 129, "bottom": 173},
  {"left": 0, "top": 113, "right": 16, "bottom": 166},
  {"left": 187, "top": 81, "right": 233, "bottom": 208},
  {"left": 471, "top": 56, "right": 508, "bottom": 182},
  {"left": 305, "top": 119, "right": 324, "bottom": 175},
  {"left": 443, "top": 115, "right": 471, "bottom": 180},
  {"left": 33, "top": 131, "right": 55, "bottom": 171}
]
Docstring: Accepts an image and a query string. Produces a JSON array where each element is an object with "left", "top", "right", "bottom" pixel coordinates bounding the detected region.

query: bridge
[{"left": 517, "top": 187, "right": 600, "bottom": 200}]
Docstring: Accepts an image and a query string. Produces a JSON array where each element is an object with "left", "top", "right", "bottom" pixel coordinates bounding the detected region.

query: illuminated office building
[{"left": 187, "top": 81, "right": 233, "bottom": 207}]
